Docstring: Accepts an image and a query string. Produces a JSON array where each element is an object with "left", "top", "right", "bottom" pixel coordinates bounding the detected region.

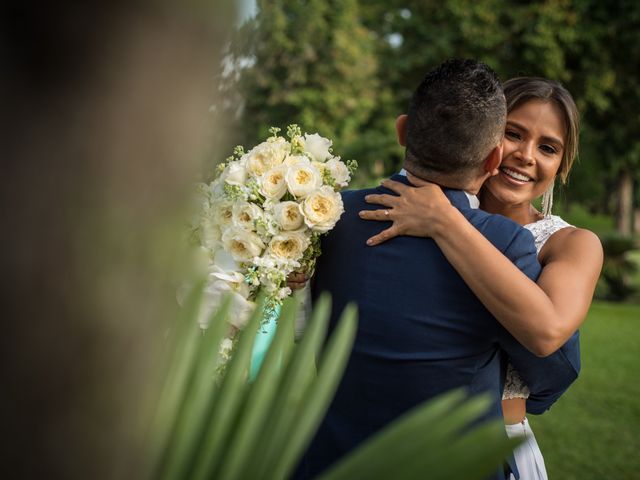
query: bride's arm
[{"left": 360, "top": 179, "right": 603, "bottom": 357}]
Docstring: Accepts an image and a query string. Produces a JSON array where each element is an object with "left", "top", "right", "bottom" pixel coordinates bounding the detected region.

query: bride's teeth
[{"left": 503, "top": 168, "right": 531, "bottom": 182}]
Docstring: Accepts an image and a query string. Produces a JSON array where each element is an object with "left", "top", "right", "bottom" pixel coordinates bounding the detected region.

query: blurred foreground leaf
[{"left": 147, "top": 289, "right": 520, "bottom": 479}]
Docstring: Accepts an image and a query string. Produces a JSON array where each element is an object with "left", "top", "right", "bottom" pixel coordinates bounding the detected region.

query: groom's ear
[
  {"left": 395, "top": 115, "right": 408, "bottom": 147},
  {"left": 483, "top": 144, "right": 503, "bottom": 176}
]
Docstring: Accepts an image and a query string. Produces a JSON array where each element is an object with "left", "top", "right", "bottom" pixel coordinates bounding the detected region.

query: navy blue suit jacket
[{"left": 297, "top": 175, "right": 580, "bottom": 479}]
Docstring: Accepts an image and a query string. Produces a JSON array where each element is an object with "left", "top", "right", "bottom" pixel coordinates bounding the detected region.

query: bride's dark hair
[
  {"left": 503, "top": 77, "right": 580, "bottom": 184},
  {"left": 404, "top": 58, "right": 506, "bottom": 184}
]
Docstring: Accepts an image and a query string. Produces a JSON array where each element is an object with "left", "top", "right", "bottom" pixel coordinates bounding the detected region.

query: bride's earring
[{"left": 541, "top": 179, "right": 554, "bottom": 217}]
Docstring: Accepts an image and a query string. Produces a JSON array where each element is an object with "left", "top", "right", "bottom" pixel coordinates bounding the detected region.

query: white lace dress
[{"left": 503, "top": 215, "right": 573, "bottom": 480}]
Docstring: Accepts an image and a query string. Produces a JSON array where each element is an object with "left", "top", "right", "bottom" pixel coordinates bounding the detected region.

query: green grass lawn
[{"left": 530, "top": 301, "right": 640, "bottom": 479}]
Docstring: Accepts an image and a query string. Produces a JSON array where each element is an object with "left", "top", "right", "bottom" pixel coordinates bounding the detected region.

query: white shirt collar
[{"left": 397, "top": 169, "right": 479, "bottom": 209}]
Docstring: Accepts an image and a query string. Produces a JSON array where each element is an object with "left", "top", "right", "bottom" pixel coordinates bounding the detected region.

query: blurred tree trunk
[
  {"left": 0, "top": 1, "right": 236, "bottom": 478},
  {"left": 616, "top": 168, "right": 633, "bottom": 235}
]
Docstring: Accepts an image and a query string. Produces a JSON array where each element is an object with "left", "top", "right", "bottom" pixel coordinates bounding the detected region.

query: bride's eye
[
  {"left": 539, "top": 144, "right": 558, "bottom": 155},
  {"left": 505, "top": 130, "right": 521, "bottom": 140}
]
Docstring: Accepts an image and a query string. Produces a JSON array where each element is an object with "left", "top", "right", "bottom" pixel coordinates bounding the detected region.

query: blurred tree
[
  {"left": 231, "top": 0, "right": 639, "bottom": 226},
  {"left": 1, "top": 0, "right": 237, "bottom": 478},
  {"left": 361, "top": 0, "right": 639, "bottom": 228},
  {"left": 359, "top": 0, "right": 581, "bottom": 168},
  {"left": 565, "top": 0, "right": 640, "bottom": 234},
  {"left": 223, "top": 0, "right": 380, "bottom": 174}
]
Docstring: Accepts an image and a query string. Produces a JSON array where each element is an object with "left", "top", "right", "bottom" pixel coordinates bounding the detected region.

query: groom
[{"left": 295, "top": 59, "right": 580, "bottom": 479}]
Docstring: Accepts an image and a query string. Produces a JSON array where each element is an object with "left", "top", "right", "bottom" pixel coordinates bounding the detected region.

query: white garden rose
[
  {"left": 224, "top": 160, "right": 248, "bottom": 186},
  {"left": 222, "top": 227, "right": 265, "bottom": 262},
  {"left": 283, "top": 154, "right": 310, "bottom": 167},
  {"left": 303, "top": 133, "right": 332, "bottom": 162},
  {"left": 272, "top": 201, "right": 304, "bottom": 230},
  {"left": 232, "top": 201, "right": 263, "bottom": 230},
  {"left": 325, "top": 157, "right": 351, "bottom": 187},
  {"left": 268, "top": 230, "right": 310, "bottom": 261},
  {"left": 301, "top": 186, "right": 344, "bottom": 232},
  {"left": 246, "top": 138, "right": 289, "bottom": 176},
  {"left": 285, "top": 162, "right": 322, "bottom": 198},
  {"left": 260, "top": 165, "right": 288, "bottom": 200},
  {"left": 213, "top": 200, "right": 234, "bottom": 228}
]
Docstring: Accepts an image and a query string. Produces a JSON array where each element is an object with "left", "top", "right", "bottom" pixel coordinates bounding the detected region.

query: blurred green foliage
[
  {"left": 148, "top": 290, "right": 520, "bottom": 480},
  {"left": 597, "top": 234, "right": 638, "bottom": 301}
]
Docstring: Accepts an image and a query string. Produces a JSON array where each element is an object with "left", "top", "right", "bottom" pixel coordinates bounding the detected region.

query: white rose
[
  {"left": 301, "top": 186, "right": 344, "bottom": 233},
  {"left": 303, "top": 133, "right": 332, "bottom": 162},
  {"left": 285, "top": 162, "right": 322, "bottom": 199},
  {"left": 260, "top": 165, "right": 288, "bottom": 200},
  {"left": 246, "top": 138, "right": 290, "bottom": 176},
  {"left": 325, "top": 157, "right": 351, "bottom": 187},
  {"left": 213, "top": 200, "right": 234, "bottom": 228},
  {"left": 232, "top": 202, "right": 263, "bottom": 230},
  {"left": 283, "top": 154, "right": 310, "bottom": 167},
  {"left": 268, "top": 230, "right": 311, "bottom": 261},
  {"left": 272, "top": 201, "right": 304, "bottom": 230},
  {"left": 225, "top": 161, "right": 247, "bottom": 186},
  {"left": 222, "top": 227, "right": 265, "bottom": 262}
]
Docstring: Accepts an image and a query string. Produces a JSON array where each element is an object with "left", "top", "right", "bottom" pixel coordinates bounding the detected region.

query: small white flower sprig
[{"left": 192, "top": 125, "right": 357, "bottom": 331}]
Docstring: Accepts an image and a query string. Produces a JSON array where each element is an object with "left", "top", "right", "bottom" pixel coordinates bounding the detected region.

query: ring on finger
[{"left": 384, "top": 209, "right": 390, "bottom": 217}]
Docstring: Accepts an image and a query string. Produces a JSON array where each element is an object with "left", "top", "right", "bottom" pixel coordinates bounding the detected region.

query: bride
[{"left": 356, "top": 77, "right": 603, "bottom": 479}]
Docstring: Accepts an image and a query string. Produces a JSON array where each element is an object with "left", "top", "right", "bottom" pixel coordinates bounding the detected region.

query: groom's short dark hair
[{"left": 404, "top": 58, "right": 506, "bottom": 182}]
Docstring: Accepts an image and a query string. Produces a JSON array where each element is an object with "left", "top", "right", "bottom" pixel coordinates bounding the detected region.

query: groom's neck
[{"left": 404, "top": 169, "right": 484, "bottom": 194}]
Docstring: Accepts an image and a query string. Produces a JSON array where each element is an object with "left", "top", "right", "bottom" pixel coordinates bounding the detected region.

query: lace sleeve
[{"left": 502, "top": 362, "right": 530, "bottom": 400}]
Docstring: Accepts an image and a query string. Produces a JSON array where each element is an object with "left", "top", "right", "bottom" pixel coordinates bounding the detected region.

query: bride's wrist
[{"left": 430, "top": 204, "right": 459, "bottom": 239}]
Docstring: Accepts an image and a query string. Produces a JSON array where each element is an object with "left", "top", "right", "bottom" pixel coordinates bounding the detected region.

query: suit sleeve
[{"left": 497, "top": 227, "right": 581, "bottom": 414}]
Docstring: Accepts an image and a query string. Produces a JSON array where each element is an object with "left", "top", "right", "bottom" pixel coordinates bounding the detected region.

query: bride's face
[{"left": 483, "top": 99, "right": 565, "bottom": 208}]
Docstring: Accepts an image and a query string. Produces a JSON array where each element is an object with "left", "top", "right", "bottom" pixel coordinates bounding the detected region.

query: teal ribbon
[{"left": 248, "top": 304, "right": 280, "bottom": 381}]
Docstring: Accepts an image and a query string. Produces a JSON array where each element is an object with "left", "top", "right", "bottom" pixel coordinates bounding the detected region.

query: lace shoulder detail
[
  {"left": 523, "top": 214, "right": 573, "bottom": 254},
  {"left": 503, "top": 362, "right": 530, "bottom": 399},
  {"left": 502, "top": 215, "right": 573, "bottom": 400}
]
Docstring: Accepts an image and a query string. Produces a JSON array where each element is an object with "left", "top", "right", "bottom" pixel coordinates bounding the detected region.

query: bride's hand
[
  {"left": 359, "top": 179, "right": 454, "bottom": 246},
  {"left": 287, "top": 271, "right": 309, "bottom": 291}
]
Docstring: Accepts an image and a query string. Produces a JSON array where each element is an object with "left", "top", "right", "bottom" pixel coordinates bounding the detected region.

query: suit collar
[{"left": 389, "top": 173, "right": 473, "bottom": 210}]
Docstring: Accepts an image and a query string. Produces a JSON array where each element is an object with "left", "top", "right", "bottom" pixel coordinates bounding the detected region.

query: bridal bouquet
[{"left": 191, "top": 125, "right": 357, "bottom": 332}]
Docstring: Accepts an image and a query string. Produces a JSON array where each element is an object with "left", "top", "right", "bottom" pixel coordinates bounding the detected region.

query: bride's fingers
[
  {"left": 366, "top": 225, "right": 401, "bottom": 246},
  {"left": 287, "top": 281, "right": 307, "bottom": 291},
  {"left": 364, "top": 193, "right": 396, "bottom": 207},
  {"left": 379, "top": 179, "right": 410, "bottom": 194},
  {"left": 358, "top": 209, "right": 394, "bottom": 221}
]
